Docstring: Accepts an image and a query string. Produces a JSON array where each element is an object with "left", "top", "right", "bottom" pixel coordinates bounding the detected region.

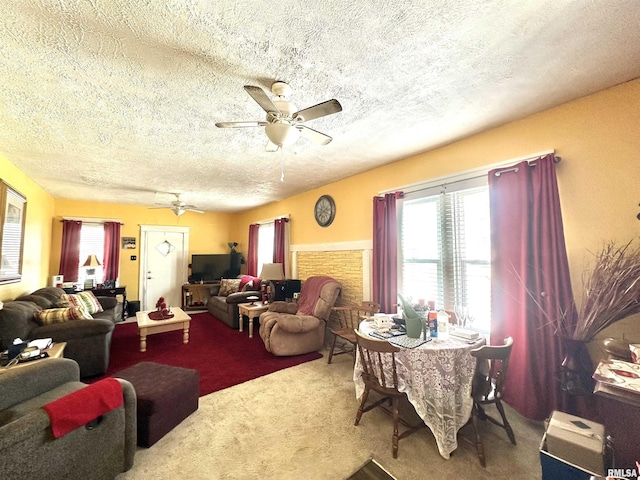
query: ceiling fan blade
[
  {"left": 293, "top": 99, "right": 342, "bottom": 122},
  {"left": 184, "top": 207, "right": 204, "bottom": 213},
  {"left": 215, "top": 121, "right": 268, "bottom": 128},
  {"left": 265, "top": 140, "right": 279, "bottom": 152},
  {"left": 244, "top": 86, "right": 281, "bottom": 116},
  {"left": 298, "top": 125, "right": 333, "bottom": 145}
]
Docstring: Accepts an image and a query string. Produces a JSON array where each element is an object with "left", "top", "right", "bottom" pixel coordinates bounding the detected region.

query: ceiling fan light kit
[
  {"left": 265, "top": 122, "right": 301, "bottom": 147},
  {"left": 150, "top": 193, "right": 204, "bottom": 216},
  {"left": 216, "top": 81, "right": 342, "bottom": 151}
]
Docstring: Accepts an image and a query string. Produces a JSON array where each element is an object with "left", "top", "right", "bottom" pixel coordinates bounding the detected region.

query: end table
[{"left": 238, "top": 302, "right": 269, "bottom": 338}]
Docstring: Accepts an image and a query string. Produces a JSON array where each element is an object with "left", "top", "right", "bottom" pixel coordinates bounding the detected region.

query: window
[
  {"left": 257, "top": 221, "right": 274, "bottom": 276},
  {"left": 77, "top": 223, "right": 104, "bottom": 285},
  {"left": 399, "top": 178, "right": 491, "bottom": 334}
]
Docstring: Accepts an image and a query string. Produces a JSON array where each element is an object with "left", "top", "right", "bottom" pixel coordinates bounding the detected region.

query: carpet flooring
[{"left": 93, "top": 312, "right": 322, "bottom": 396}]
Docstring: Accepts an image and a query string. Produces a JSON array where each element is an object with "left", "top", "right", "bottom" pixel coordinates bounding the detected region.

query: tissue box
[{"left": 540, "top": 411, "right": 606, "bottom": 479}]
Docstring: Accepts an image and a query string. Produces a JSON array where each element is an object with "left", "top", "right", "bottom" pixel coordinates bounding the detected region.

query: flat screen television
[{"left": 190, "top": 254, "right": 240, "bottom": 283}]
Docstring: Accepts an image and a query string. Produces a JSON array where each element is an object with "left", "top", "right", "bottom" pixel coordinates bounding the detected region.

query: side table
[
  {"left": 237, "top": 303, "right": 269, "bottom": 338},
  {"left": 2, "top": 342, "right": 67, "bottom": 371}
]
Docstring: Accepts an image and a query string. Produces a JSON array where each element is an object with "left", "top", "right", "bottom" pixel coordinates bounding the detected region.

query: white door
[{"left": 139, "top": 225, "right": 189, "bottom": 311}]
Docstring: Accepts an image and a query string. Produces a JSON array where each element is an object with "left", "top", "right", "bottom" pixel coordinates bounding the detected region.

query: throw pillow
[
  {"left": 630, "top": 344, "right": 640, "bottom": 364},
  {"left": 58, "top": 291, "right": 104, "bottom": 315},
  {"left": 35, "top": 306, "right": 93, "bottom": 325},
  {"left": 218, "top": 278, "right": 241, "bottom": 297}
]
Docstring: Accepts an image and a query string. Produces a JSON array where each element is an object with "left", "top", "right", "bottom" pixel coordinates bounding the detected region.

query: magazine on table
[{"left": 592, "top": 359, "right": 640, "bottom": 396}]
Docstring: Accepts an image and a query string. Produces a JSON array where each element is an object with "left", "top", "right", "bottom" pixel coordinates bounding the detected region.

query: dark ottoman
[{"left": 114, "top": 362, "right": 199, "bottom": 447}]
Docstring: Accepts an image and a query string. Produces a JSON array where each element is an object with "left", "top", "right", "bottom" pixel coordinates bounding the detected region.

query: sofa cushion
[
  {"left": 14, "top": 294, "right": 54, "bottom": 309},
  {"left": 58, "top": 291, "right": 104, "bottom": 315},
  {"left": 35, "top": 307, "right": 93, "bottom": 325},
  {"left": 30, "top": 287, "right": 65, "bottom": 304},
  {"left": 218, "top": 278, "right": 241, "bottom": 297}
]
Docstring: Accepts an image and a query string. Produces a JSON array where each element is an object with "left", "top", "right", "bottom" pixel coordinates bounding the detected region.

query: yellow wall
[
  {"left": 3, "top": 78, "right": 640, "bottom": 349},
  {"left": 0, "top": 154, "right": 54, "bottom": 301},
  {"left": 231, "top": 78, "right": 640, "bottom": 344},
  {"left": 52, "top": 199, "right": 234, "bottom": 300}
]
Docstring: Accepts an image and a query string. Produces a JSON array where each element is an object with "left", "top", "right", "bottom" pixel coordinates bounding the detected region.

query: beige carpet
[{"left": 116, "top": 353, "right": 545, "bottom": 479}]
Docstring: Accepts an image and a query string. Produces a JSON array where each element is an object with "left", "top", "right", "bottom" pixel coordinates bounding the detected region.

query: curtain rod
[
  {"left": 61, "top": 217, "right": 124, "bottom": 224},
  {"left": 493, "top": 155, "right": 561, "bottom": 176},
  {"left": 254, "top": 214, "right": 290, "bottom": 225},
  {"left": 378, "top": 150, "right": 556, "bottom": 195}
]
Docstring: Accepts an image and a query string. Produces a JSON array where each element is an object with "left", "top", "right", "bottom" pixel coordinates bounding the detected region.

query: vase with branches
[
  {"left": 560, "top": 239, "right": 640, "bottom": 341},
  {"left": 557, "top": 240, "right": 640, "bottom": 393},
  {"left": 536, "top": 239, "right": 640, "bottom": 395}
]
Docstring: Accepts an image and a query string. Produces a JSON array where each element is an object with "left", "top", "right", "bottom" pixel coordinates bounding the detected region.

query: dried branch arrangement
[{"left": 569, "top": 239, "right": 640, "bottom": 341}]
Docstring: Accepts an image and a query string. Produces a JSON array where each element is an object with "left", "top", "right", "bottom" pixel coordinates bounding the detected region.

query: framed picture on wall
[
  {"left": 122, "top": 237, "right": 136, "bottom": 249},
  {"left": 0, "top": 179, "right": 27, "bottom": 285}
]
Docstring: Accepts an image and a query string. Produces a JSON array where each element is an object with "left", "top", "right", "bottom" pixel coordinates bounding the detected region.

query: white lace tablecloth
[{"left": 354, "top": 320, "right": 485, "bottom": 459}]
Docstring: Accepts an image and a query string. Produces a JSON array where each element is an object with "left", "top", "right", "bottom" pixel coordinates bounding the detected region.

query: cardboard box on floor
[{"left": 539, "top": 410, "right": 607, "bottom": 479}]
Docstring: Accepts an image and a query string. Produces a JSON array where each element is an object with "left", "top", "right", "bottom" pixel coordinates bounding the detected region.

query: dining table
[{"left": 354, "top": 319, "right": 486, "bottom": 459}]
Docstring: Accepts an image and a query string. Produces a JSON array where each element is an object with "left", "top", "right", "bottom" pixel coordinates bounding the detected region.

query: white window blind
[
  {"left": 77, "top": 223, "right": 104, "bottom": 285},
  {"left": 399, "top": 180, "right": 491, "bottom": 334}
]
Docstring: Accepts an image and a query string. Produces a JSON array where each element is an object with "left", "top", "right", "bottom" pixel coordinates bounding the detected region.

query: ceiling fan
[
  {"left": 151, "top": 193, "right": 204, "bottom": 217},
  {"left": 215, "top": 82, "right": 342, "bottom": 151}
]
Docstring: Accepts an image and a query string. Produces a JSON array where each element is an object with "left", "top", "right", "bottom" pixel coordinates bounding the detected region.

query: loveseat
[
  {"left": 0, "top": 358, "right": 136, "bottom": 479},
  {"left": 207, "top": 276, "right": 261, "bottom": 329},
  {"left": 0, "top": 287, "right": 117, "bottom": 378}
]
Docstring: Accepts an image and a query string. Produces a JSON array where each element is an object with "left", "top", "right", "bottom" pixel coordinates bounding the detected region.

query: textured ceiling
[{"left": 1, "top": 1, "right": 640, "bottom": 213}]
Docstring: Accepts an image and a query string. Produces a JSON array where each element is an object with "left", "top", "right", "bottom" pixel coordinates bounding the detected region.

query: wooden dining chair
[
  {"left": 468, "top": 336, "right": 516, "bottom": 467},
  {"left": 327, "top": 301, "right": 380, "bottom": 364},
  {"left": 354, "top": 330, "right": 426, "bottom": 458}
]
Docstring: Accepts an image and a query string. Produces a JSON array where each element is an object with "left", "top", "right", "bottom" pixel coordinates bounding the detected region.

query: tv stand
[{"left": 181, "top": 282, "right": 219, "bottom": 311}]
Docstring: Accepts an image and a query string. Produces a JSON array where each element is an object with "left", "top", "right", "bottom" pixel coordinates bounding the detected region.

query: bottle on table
[
  {"left": 428, "top": 301, "right": 438, "bottom": 338},
  {"left": 437, "top": 310, "right": 449, "bottom": 340}
]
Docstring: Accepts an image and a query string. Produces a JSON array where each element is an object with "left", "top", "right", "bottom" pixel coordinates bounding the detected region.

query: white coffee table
[
  {"left": 237, "top": 302, "right": 269, "bottom": 338},
  {"left": 136, "top": 307, "right": 191, "bottom": 352}
]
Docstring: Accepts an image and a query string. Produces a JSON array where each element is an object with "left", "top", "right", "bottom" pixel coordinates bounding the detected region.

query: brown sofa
[
  {"left": 206, "top": 276, "right": 262, "bottom": 329},
  {"left": 0, "top": 287, "right": 117, "bottom": 378},
  {"left": 259, "top": 276, "right": 341, "bottom": 356}
]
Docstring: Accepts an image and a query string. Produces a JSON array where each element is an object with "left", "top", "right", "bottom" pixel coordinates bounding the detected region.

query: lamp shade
[
  {"left": 82, "top": 254, "right": 102, "bottom": 267},
  {"left": 259, "top": 263, "right": 285, "bottom": 281},
  {"left": 265, "top": 122, "right": 300, "bottom": 148}
]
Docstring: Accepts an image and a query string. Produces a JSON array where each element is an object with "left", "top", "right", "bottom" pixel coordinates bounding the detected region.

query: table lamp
[
  {"left": 83, "top": 254, "right": 101, "bottom": 288},
  {"left": 258, "top": 263, "right": 285, "bottom": 303}
]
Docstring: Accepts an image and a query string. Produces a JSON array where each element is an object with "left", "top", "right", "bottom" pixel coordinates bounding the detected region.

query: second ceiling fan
[{"left": 215, "top": 82, "right": 342, "bottom": 151}]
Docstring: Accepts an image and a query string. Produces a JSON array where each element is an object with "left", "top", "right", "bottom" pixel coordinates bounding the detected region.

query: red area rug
[{"left": 91, "top": 312, "right": 322, "bottom": 396}]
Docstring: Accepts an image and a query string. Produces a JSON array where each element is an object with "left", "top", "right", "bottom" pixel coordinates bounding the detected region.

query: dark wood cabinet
[{"left": 182, "top": 283, "right": 217, "bottom": 311}]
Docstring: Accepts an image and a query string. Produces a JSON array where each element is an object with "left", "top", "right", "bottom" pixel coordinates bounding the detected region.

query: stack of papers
[
  {"left": 449, "top": 328, "right": 480, "bottom": 340},
  {"left": 28, "top": 338, "right": 52, "bottom": 350},
  {"left": 592, "top": 359, "right": 640, "bottom": 396}
]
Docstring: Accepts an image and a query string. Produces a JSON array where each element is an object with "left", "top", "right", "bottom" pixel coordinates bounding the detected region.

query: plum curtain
[
  {"left": 273, "top": 217, "right": 289, "bottom": 277},
  {"left": 102, "top": 222, "right": 121, "bottom": 282},
  {"left": 59, "top": 220, "right": 82, "bottom": 282},
  {"left": 247, "top": 224, "right": 259, "bottom": 276},
  {"left": 372, "top": 192, "right": 402, "bottom": 313},
  {"left": 489, "top": 154, "right": 575, "bottom": 421}
]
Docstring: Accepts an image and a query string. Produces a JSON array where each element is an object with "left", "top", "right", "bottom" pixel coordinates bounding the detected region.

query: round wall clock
[{"left": 314, "top": 195, "right": 336, "bottom": 227}]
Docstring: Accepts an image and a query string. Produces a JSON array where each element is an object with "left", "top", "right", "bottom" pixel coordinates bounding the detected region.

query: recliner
[
  {"left": 0, "top": 358, "right": 136, "bottom": 479},
  {"left": 259, "top": 276, "right": 341, "bottom": 356}
]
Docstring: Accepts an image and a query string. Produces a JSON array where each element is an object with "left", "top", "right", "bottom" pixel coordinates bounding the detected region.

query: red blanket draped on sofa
[{"left": 43, "top": 378, "right": 123, "bottom": 438}]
